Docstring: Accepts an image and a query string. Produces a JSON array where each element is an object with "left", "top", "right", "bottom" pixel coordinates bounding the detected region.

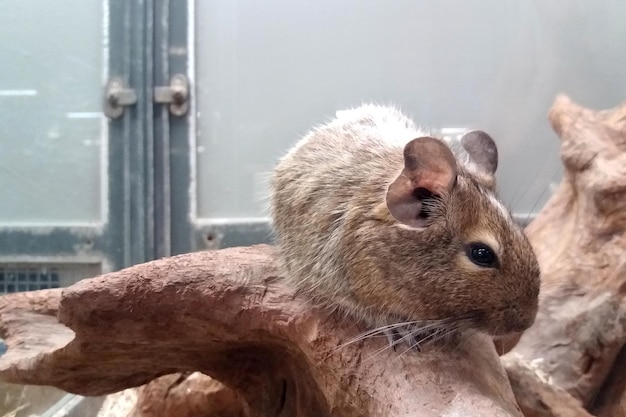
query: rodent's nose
[{"left": 504, "top": 306, "right": 537, "bottom": 333}]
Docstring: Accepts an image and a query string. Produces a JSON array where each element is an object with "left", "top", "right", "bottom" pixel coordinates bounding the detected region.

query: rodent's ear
[
  {"left": 460, "top": 130, "right": 498, "bottom": 175},
  {"left": 386, "top": 137, "right": 457, "bottom": 228}
]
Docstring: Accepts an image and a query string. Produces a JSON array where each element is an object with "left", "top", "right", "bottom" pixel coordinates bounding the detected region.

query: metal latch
[
  {"left": 104, "top": 77, "right": 137, "bottom": 119},
  {"left": 154, "top": 74, "right": 189, "bottom": 116}
]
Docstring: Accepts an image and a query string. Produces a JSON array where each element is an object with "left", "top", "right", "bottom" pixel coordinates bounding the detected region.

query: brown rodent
[{"left": 269, "top": 105, "right": 540, "bottom": 341}]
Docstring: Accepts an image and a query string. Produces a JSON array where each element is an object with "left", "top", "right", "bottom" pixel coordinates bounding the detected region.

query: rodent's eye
[{"left": 466, "top": 242, "right": 498, "bottom": 268}]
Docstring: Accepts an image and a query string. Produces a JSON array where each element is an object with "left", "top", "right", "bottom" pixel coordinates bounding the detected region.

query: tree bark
[
  {"left": 502, "top": 95, "right": 626, "bottom": 416},
  {"left": 0, "top": 245, "right": 522, "bottom": 417},
  {"left": 503, "top": 354, "right": 593, "bottom": 417},
  {"left": 134, "top": 373, "right": 247, "bottom": 417}
]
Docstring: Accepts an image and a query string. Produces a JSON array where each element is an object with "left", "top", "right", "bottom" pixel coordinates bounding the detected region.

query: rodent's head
[{"left": 378, "top": 131, "right": 540, "bottom": 336}]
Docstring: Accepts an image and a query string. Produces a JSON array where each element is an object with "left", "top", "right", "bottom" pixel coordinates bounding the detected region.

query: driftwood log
[
  {"left": 0, "top": 245, "right": 522, "bottom": 417},
  {"left": 501, "top": 95, "right": 626, "bottom": 417},
  {"left": 0, "top": 95, "right": 625, "bottom": 416}
]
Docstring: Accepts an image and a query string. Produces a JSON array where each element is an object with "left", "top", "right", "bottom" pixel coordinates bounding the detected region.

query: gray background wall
[{"left": 195, "top": 0, "right": 626, "bottom": 222}]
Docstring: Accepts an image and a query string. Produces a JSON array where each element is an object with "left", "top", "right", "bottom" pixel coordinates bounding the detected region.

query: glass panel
[
  {"left": 0, "top": 0, "right": 106, "bottom": 224},
  {"left": 195, "top": 0, "right": 626, "bottom": 219}
]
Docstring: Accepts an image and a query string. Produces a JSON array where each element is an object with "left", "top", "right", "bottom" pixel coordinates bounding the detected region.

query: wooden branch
[
  {"left": 0, "top": 288, "right": 61, "bottom": 315},
  {"left": 0, "top": 245, "right": 522, "bottom": 417},
  {"left": 503, "top": 95, "right": 626, "bottom": 415},
  {"left": 134, "top": 373, "right": 246, "bottom": 417},
  {"left": 591, "top": 345, "right": 626, "bottom": 417},
  {"left": 503, "top": 355, "right": 593, "bottom": 417}
]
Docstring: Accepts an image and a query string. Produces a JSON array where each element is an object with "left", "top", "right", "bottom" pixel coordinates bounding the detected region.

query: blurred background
[{"left": 0, "top": 0, "right": 625, "bottom": 414}]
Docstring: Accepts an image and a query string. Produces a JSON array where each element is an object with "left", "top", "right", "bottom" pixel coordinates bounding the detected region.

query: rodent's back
[{"left": 271, "top": 106, "right": 419, "bottom": 310}]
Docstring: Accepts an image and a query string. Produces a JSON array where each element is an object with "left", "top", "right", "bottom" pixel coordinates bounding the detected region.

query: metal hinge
[
  {"left": 104, "top": 77, "right": 137, "bottom": 119},
  {"left": 104, "top": 74, "right": 189, "bottom": 119},
  {"left": 154, "top": 74, "right": 189, "bottom": 116}
]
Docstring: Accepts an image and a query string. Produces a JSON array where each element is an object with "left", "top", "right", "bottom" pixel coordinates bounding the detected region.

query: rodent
[{"left": 269, "top": 104, "right": 540, "bottom": 340}]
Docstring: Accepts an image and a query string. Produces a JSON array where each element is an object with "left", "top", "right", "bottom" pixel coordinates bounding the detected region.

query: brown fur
[{"left": 270, "top": 105, "right": 540, "bottom": 336}]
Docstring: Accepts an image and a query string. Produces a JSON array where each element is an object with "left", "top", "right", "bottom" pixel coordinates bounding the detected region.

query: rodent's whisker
[
  {"left": 330, "top": 320, "right": 424, "bottom": 353},
  {"left": 385, "top": 322, "right": 456, "bottom": 361},
  {"left": 397, "top": 317, "right": 473, "bottom": 356},
  {"left": 330, "top": 312, "right": 478, "bottom": 357}
]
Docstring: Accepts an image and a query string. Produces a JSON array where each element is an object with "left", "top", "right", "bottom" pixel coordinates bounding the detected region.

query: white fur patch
[
  {"left": 394, "top": 223, "right": 427, "bottom": 232},
  {"left": 486, "top": 192, "right": 518, "bottom": 232}
]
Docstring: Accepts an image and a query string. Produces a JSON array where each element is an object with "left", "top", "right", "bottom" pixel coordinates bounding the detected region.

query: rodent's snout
[
  {"left": 493, "top": 248, "right": 541, "bottom": 335},
  {"left": 491, "top": 293, "right": 539, "bottom": 335},
  {"left": 475, "top": 288, "right": 539, "bottom": 336},
  {"left": 503, "top": 305, "right": 537, "bottom": 333}
]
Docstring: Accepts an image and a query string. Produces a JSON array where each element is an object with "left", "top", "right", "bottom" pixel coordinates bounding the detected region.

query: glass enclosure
[
  {"left": 0, "top": 0, "right": 106, "bottom": 225},
  {"left": 195, "top": 0, "right": 626, "bottom": 222},
  {"left": 0, "top": 0, "right": 625, "bottom": 415}
]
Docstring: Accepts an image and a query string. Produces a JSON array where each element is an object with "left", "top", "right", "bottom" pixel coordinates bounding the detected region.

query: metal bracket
[
  {"left": 104, "top": 77, "right": 137, "bottom": 119},
  {"left": 154, "top": 74, "right": 189, "bottom": 116}
]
